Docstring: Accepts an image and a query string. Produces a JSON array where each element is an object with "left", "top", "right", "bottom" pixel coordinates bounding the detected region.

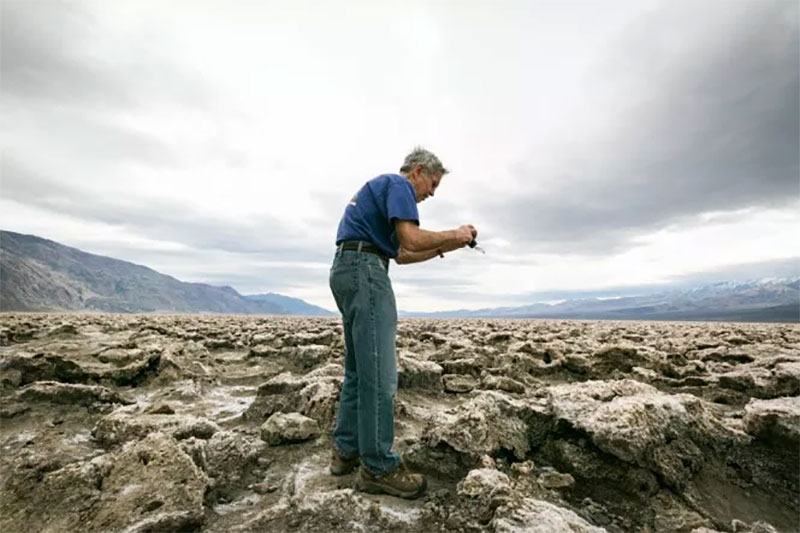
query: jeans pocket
[{"left": 331, "top": 260, "right": 357, "bottom": 301}]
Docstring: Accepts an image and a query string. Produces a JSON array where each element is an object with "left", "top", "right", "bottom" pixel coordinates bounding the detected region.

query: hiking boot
[
  {"left": 355, "top": 462, "right": 428, "bottom": 499},
  {"left": 330, "top": 448, "right": 360, "bottom": 476}
]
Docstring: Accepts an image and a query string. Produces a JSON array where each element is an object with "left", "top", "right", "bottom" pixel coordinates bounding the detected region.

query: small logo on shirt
[{"left": 348, "top": 194, "right": 357, "bottom": 207}]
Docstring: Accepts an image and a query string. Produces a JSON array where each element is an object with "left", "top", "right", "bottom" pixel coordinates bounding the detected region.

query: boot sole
[{"left": 355, "top": 475, "right": 428, "bottom": 499}]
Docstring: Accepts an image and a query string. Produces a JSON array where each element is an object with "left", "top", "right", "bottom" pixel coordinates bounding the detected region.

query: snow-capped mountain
[{"left": 402, "top": 277, "right": 799, "bottom": 322}]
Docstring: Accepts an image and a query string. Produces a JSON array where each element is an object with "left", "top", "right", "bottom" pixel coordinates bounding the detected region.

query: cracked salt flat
[
  {"left": 8, "top": 431, "right": 36, "bottom": 446},
  {"left": 212, "top": 492, "right": 262, "bottom": 515},
  {"left": 204, "top": 386, "right": 256, "bottom": 422},
  {"left": 380, "top": 504, "right": 424, "bottom": 524},
  {"left": 2, "top": 314, "right": 797, "bottom": 533},
  {"left": 65, "top": 431, "right": 92, "bottom": 445},
  {"left": 119, "top": 484, "right": 142, "bottom": 496}
]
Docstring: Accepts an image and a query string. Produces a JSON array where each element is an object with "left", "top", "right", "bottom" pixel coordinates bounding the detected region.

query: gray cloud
[
  {"left": 0, "top": 0, "right": 209, "bottom": 109},
  {"left": 664, "top": 256, "right": 800, "bottom": 286},
  {"left": 512, "top": 256, "right": 800, "bottom": 303},
  {"left": 485, "top": 0, "right": 799, "bottom": 255},
  {"left": 307, "top": 190, "right": 353, "bottom": 227},
  {"left": 1, "top": 1, "right": 130, "bottom": 106},
  {"left": 5, "top": 105, "right": 177, "bottom": 167},
  {"left": 195, "top": 268, "right": 332, "bottom": 295},
  {"left": 1, "top": 0, "right": 218, "bottom": 186},
  {"left": 1, "top": 159, "right": 330, "bottom": 262}
]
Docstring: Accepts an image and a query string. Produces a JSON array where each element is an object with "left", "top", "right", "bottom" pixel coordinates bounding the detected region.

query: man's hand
[
  {"left": 456, "top": 225, "right": 474, "bottom": 246},
  {"left": 468, "top": 225, "right": 478, "bottom": 240},
  {"left": 394, "top": 220, "right": 479, "bottom": 252}
]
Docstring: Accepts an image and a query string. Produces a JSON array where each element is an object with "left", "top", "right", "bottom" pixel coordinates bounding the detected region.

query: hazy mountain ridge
[
  {"left": 0, "top": 231, "right": 330, "bottom": 316},
  {"left": 2, "top": 230, "right": 795, "bottom": 322},
  {"left": 401, "top": 277, "right": 799, "bottom": 322},
  {"left": 243, "top": 293, "right": 333, "bottom": 317}
]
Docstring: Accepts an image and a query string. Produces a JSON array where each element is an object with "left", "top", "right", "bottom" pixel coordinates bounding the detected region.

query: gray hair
[{"left": 399, "top": 146, "right": 449, "bottom": 175}]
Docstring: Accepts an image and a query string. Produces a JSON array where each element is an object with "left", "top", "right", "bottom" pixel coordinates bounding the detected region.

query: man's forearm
[
  {"left": 395, "top": 247, "right": 441, "bottom": 265},
  {"left": 395, "top": 239, "right": 462, "bottom": 265},
  {"left": 401, "top": 227, "right": 462, "bottom": 252}
]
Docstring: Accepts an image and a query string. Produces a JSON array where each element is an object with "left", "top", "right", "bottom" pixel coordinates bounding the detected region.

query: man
[{"left": 328, "top": 147, "right": 477, "bottom": 499}]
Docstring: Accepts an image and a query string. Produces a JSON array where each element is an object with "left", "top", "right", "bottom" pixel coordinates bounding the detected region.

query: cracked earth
[{"left": 1, "top": 314, "right": 798, "bottom": 532}]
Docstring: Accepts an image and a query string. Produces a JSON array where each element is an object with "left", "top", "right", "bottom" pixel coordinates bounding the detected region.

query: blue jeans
[{"left": 329, "top": 247, "right": 401, "bottom": 476}]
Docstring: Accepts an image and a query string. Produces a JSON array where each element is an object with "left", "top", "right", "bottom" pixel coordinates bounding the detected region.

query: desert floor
[{"left": 1, "top": 313, "right": 798, "bottom": 532}]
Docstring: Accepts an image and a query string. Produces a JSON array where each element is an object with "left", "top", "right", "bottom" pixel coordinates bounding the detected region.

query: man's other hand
[{"left": 456, "top": 225, "right": 474, "bottom": 246}]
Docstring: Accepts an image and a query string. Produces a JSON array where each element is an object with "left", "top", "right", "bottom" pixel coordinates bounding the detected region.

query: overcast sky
[{"left": 1, "top": 0, "right": 798, "bottom": 312}]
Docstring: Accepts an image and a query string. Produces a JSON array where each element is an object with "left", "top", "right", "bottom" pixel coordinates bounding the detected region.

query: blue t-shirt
[{"left": 335, "top": 174, "right": 419, "bottom": 258}]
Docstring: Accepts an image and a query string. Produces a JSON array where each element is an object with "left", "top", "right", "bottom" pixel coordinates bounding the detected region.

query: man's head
[{"left": 399, "top": 146, "right": 449, "bottom": 203}]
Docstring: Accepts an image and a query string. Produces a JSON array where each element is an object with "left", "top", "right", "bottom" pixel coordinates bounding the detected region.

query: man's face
[{"left": 411, "top": 166, "right": 442, "bottom": 203}]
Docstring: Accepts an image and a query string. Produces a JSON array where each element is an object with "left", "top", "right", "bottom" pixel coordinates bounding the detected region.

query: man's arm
[
  {"left": 394, "top": 220, "right": 473, "bottom": 252},
  {"left": 395, "top": 236, "right": 467, "bottom": 264},
  {"left": 395, "top": 247, "right": 441, "bottom": 265}
]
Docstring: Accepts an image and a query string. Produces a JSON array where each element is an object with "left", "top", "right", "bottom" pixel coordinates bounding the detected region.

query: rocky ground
[{"left": 0, "top": 313, "right": 797, "bottom": 533}]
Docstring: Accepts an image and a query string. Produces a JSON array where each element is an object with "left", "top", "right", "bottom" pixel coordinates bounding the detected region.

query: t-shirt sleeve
[{"left": 386, "top": 181, "right": 419, "bottom": 226}]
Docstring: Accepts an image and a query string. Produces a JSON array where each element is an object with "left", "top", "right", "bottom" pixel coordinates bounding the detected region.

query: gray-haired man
[{"left": 329, "top": 147, "right": 477, "bottom": 499}]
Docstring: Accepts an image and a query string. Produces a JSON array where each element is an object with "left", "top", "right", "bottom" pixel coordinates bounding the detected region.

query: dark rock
[
  {"left": 481, "top": 375, "right": 526, "bottom": 394},
  {"left": 491, "top": 497, "right": 605, "bottom": 532},
  {"left": 16, "top": 381, "right": 132, "bottom": 407},
  {"left": 145, "top": 402, "right": 176, "bottom": 414},
  {"left": 398, "top": 352, "right": 443, "bottom": 390},
  {"left": 547, "top": 379, "right": 747, "bottom": 489},
  {"left": 0, "top": 433, "right": 206, "bottom": 533},
  {"left": 0, "top": 403, "right": 30, "bottom": 418},
  {"left": 743, "top": 397, "right": 800, "bottom": 446},
  {"left": 92, "top": 410, "right": 220, "bottom": 447},
  {"left": 260, "top": 412, "right": 320, "bottom": 445},
  {"left": 249, "top": 345, "right": 280, "bottom": 358},
  {"left": 440, "top": 358, "right": 483, "bottom": 377},
  {"left": 91, "top": 433, "right": 207, "bottom": 532},
  {"left": 456, "top": 468, "right": 512, "bottom": 523},
  {"left": 486, "top": 332, "right": 512, "bottom": 344},
  {"left": 203, "top": 431, "right": 265, "bottom": 503},
  {"left": 422, "top": 391, "right": 547, "bottom": 464},
  {"left": 591, "top": 346, "right": 646, "bottom": 375},
  {"left": 538, "top": 470, "right": 575, "bottom": 489},
  {"left": 247, "top": 364, "right": 342, "bottom": 427},
  {"left": 443, "top": 374, "right": 477, "bottom": 393}
]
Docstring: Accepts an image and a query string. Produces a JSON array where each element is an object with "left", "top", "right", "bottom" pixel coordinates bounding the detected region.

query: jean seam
[
  {"left": 342, "top": 317, "right": 357, "bottom": 456},
  {"left": 368, "top": 265, "right": 385, "bottom": 474}
]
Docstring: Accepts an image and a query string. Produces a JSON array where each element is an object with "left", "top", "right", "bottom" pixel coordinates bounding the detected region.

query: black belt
[{"left": 337, "top": 241, "right": 388, "bottom": 258}]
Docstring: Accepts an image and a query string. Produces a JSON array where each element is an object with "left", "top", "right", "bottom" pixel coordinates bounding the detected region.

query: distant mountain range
[
  {"left": 0, "top": 231, "right": 333, "bottom": 316},
  {"left": 242, "top": 293, "right": 332, "bottom": 316},
  {"left": 400, "top": 278, "right": 799, "bottom": 322},
  {"left": 1, "top": 230, "right": 796, "bottom": 322}
]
